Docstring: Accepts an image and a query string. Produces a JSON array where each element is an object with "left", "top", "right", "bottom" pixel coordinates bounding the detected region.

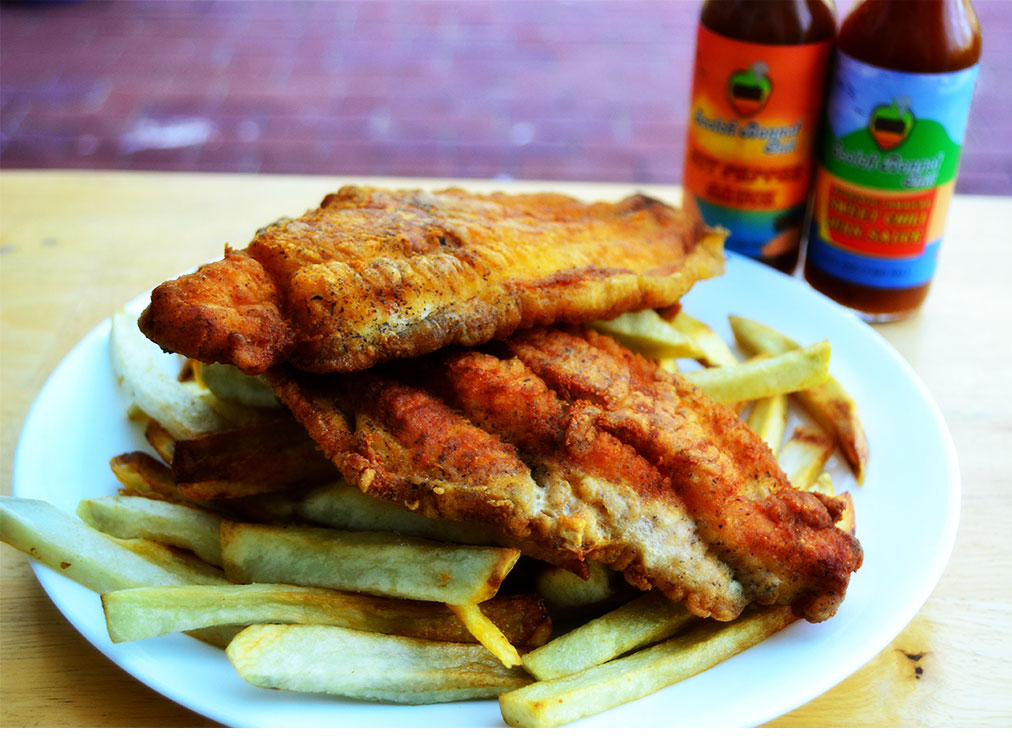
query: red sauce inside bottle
[
  {"left": 701, "top": 0, "right": 836, "bottom": 47},
  {"left": 803, "top": 0, "right": 982, "bottom": 320},
  {"left": 695, "top": 0, "right": 836, "bottom": 274}
]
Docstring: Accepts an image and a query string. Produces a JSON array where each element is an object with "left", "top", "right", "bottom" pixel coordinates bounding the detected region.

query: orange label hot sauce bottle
[
  {"left": 804, "top": 0, "right": 982, "bottom": 321},
  {"left": 683, "top": 0, "right": 836, "bottom": 273}
]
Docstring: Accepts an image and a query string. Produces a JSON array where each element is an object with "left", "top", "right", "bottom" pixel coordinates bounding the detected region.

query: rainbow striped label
[
  {"left": 807, "top": 53, "right": 979, "bottom": 289},
  {"left": 683, "top": 25, "right": 832, "bottom": 260}
]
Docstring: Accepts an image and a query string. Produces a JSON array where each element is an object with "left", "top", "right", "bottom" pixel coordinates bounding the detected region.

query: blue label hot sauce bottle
[{"left": 804, "top": 0, "right": 981, "bottom": 322}]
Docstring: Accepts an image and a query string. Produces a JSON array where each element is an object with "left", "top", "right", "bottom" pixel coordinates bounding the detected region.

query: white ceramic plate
[{"left": 12, "top": 253, "right": 959, "bottom": 727}]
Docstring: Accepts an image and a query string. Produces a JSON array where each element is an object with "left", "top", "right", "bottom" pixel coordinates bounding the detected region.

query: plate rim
[{"left": 11, "top": 252, "right": 961, "bottom": 728}]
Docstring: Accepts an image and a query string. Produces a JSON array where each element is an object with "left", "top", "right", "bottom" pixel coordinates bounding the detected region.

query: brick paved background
[{"left": 2, "top": 0, "right": 1009, "bottom": 193}]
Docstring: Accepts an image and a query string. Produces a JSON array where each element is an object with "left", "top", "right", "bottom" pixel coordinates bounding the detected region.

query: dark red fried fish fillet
[
  {"left": 139, "top": 186, "right": 724, "bottom": 375},
  {"left": 268, "top": 327, "right": 862, "bottom": 623}
]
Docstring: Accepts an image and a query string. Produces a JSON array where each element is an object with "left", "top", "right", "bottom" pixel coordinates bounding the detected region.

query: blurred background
[{"left": 1, "top": 0, "right": 1009, "bottom": 193}]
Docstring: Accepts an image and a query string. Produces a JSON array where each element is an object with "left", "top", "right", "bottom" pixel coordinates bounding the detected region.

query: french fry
[
  {"left": 729, "top": 315, "right": 870, "bottom": 483},
  {"left": 77, "top": 495, "right": 224, "bottom": 566},
  {"left": 226, "top": 624, "right": 532, "bottom": 703},
  {"left": 297, "top": 481, "right": 498, "bottom": 545},
  {"left": 656, "top": 357, "right": 682, "bottom": 375},
  {"left": 109, "top": 452, "right": 180, "bottom": 500},
  {"left": 111, "top": 438, "right": 311, "bottom": 521},
  {"left": 1, "top": 498, "right": 239, "bottom": 647},
  {"left": 197, "top": 362, "right": 281, "bottom": 409},
  {"left": 101, "top": 583, "right": 549, "bottom": 647},
  {"left": 499, "top": 606, "right": 796, "bottom": 728},
  {"left": 109, "top": 311, "right": 231, "bottom": 440},
  {"left": 447, "top": 603, "right": 523, "bottom": 668},
  {"left": 810, "top": 471, "right": 835, "bottom": 496},
  {"left": 107, "top": 539, "right": 236, "bottom": 647},
  {"left": 178, "top": 358, "right": 199, "bottom": 383},
  {"left": 144, "top": 418, "right": 177, "bottom": 463},
  {"left": 534, "top": 561, "right": 620, "bottom": 614},
  {"left": 109, "top": 452, "right": 257, "bottom": 520},
  {"left": 115, "top": 538, "right": 229, "bottom": 585},
  {"left": 776, "top": 425, "right": 836, "bottom": 490},
  {"left": 220, "top": 521, "right": 520, "bottom": 604},
  {"left": 667, "top": 311, "right": 739, "bottom": 367},
  {"left": 806, "top": 474, "right": 857, "bottom": 536},
  {"left": 522, "top": 591, "right": 697, "bottom": 681},
  {"left": 833, "top": 491, "right": 857, "bottom": 536},
  {"left": 213, "top": 490, "right": 307, "bottom": 524},
  {"left": 0, "top": 498, "right": 193, "bottom": 593},
  {"left": 170, "top": 418, "right": 338, "bottom": 500},
  {"left": 747, "top": 393, "right": 789, "bottom": 453},
  {"left": 200, "top": 390, "right": 282, "bottom": 431},
  {"left": 684, "top": 341, "right": 831, "bottom": 405},
  {"left": 590, "top": 309, "right": 702, "bottom": 359},
  {"left": 1, "top": 498, "right": 229, "bottom": 591}
]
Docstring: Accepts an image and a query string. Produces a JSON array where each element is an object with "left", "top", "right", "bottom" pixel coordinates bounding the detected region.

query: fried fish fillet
[
  {"left": 139, "top": 186, "right": 724, "bottom": 375},
  {"left": 268, "top": 327, "right": 862, "bottom": 623}
]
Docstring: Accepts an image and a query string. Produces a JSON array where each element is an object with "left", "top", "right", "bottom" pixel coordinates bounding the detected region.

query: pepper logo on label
[
  {"left": 869, "top": 97, "right": 914, "bottom": 151},
  {"left": 727, "top": 62, "right": 771, "bottom": 117}
]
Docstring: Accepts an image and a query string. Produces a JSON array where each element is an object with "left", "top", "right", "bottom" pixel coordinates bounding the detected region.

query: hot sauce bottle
[
  {"left": 682, "top": 0, "right": 836, "bottom": 273},
  {"left": 804, "top": 0, "right": 982, "bottom": 321}
]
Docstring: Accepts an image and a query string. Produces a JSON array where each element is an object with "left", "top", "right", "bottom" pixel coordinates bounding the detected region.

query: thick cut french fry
[
  {"left": 178, "top": 358, "right": 199, "bottom": 383},
  {"left": 110, "top": 452, "right": 260, "bottom": 520},
  {"left": 590, "top": 309, "right": 702, "bottom": 359},
  {"left": 197, "top": 362, "right": 281, "bottom": 409},
  {"left": 667, "top": 311, "right": 739, "bottom": 367},
  {"left": 807, "top": 473, "right": 857, "bottom": 535},
  {"left": 747, "top": 393, "right": 789, "bottom": 453},
  {"left": 77, "top": 495, "right": 224, "bottom": 566},
  {"left": 200, "top": 392, "right": 281, "bottom": 431},
  {"left": 221, "top": 521, "right": 520, "bottom": 604},
  {"left": 108, "top": 537, "right": 235, "bottom": 648},
  {"left": 170, "top": 418, "right": 338, "bottom": 500},
  {"left": 447, "top": 603, "right": 522, "bottom": 668},
  {"left": 297, "top": 481, "right": 498, "bottom": 545},
  {"left": 656, "top": 357, "right": 682, "bottom": 375},
  {"left": 213, "top": 490, "right": 307, "bottom": 524},
  {"left": 833, "top": 491, "right": 856, "bottom": 536},
  {"left": 0, "top": 498, "right": 193, "bottom": 593},
  {"left": 729, "top": 315, "right": 869, "bottom": 483},
  {"left": 226, "top": 624, "right": 531, "bottom": 703},
  {"left": 522, "top": 591, "right": 697, "bottom": 681},
  {"left": 109, "top": 311, "right": 231, "bottom": 440},
  {"left": 0, "top": 499, "right": 237, "bottom": 647},
  {"left": 109, "top": 452, "right": 180, "bottom": 499},
  {"left": 777, "top": 425, "right": 836, "bottom": 490},
  {"left": 534, "top": 561, "right": 619, "bottom": 614},
  {"left": 810, "top": 471, "right": 835, "bottom": 497},
  {"left": 499, "top": 606, "right": 796, "bottom": 728},
  {"left": 143, "top": 418, "right": 177, "bottom": 463},
  {"left": 101, "top": 583, "right": 549, "bottom": 647},
  {"left": 115, "top": 538, "right": 229, "bottom": 585},
  {"left": 684, "top": 341, "right": 831, "bottom": 405}
]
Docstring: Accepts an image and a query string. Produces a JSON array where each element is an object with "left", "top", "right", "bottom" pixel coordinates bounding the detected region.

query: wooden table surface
[{"left": 2, "top": 170, "right": 1010, "bottom": 728}]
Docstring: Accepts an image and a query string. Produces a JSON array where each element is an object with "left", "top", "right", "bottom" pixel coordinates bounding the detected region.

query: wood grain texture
[{"left": 2, "top": 171, "right": 1010, "bottom": 727}]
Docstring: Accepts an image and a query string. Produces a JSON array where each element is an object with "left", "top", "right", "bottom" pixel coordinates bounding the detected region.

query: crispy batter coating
[
  {"left": 268, "top": 328, "right": 862, "bottom": 623},
  {"left": 140, "top": 186, "right": 723, "bottom": 374}
]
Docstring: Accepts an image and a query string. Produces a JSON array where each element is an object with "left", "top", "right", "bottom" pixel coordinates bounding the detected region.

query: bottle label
[
  {"left": 683, "top": 25, "right": 833, "bottom": 260},
  {"left": 807, "top": 53, "right": 979, "bottom": 288}
]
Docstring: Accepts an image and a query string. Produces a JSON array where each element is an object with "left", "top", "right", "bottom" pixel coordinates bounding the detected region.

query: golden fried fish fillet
[
  {"left": 139, "top": 186, "right": 724, "bottom": 375},
  {"left": 268, "top": 327, "right": 862, "bottom": 623}
]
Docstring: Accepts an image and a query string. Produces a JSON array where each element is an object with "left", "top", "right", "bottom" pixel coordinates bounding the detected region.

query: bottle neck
[
  {"left": 839, "top": 0, "right": 981, "bottom": 72},
  {"left": 701, "top": 0, "right": 836, "bottom": 44}
]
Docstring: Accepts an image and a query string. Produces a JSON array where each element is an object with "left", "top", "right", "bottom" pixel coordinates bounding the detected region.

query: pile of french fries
[{"left": 0, "top": 305, "right": 867, "bottom": 727}]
